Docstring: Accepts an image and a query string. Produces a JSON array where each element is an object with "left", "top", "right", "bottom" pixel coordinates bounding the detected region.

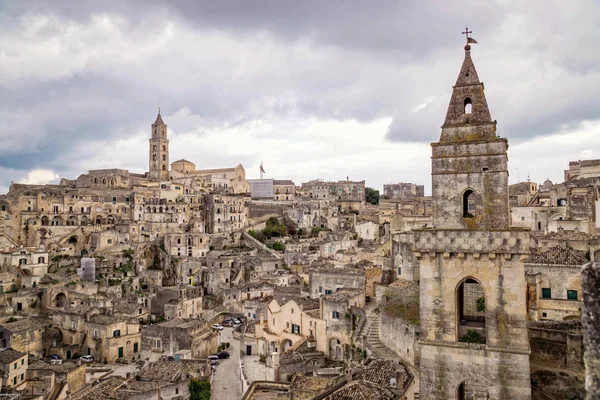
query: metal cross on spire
[{"left": 462, "top": 27, "right": 472, "bottom": 43}]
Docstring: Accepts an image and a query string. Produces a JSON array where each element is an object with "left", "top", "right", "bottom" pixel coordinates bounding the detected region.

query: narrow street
[{"left": 211, "top": 327, "right": 243, "bottom": 400}]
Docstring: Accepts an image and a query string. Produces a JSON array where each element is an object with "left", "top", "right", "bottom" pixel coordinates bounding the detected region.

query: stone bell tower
[
  {"left": 414, "top": 39, "right": 532, "bottom": 399},
  {"left": 149, "top": 109, "right": 169, "bottom": 181}
]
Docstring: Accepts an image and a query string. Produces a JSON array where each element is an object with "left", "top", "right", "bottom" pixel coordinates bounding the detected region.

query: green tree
[
  {"left": 365, "top": 187, "right": 380, "bottom": 205},
  {"left": 189, "top": 378, "right": 211, "bottom": 400},
  {"left": 272, "top": 241, "right": 285, "bottom": 251}
]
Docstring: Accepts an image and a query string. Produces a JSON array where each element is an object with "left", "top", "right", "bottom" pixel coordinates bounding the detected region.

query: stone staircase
[{"left": 364, "top": 307, "right": 399, "bottom": 360}]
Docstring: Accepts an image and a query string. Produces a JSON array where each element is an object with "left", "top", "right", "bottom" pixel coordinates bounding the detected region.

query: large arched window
[
  {"left": 457, "top": 277, "right": 486, "bottom": 343},
  {"left": 462, "top": 189, "right": 475, "bottom": 218},
  {"left": 464, "top": 97, "right": 472, "bottom": 114}
]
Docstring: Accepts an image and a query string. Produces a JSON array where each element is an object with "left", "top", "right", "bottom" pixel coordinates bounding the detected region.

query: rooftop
[
  {"left": 155, "top": 318, "right": 204, "bottom": 329},
  {"left": 323, "top": 288, "right": 364, "bottom": 302},
  {"left": 324, "top": 379, "right": 394, "bottom": 400},
  {"left": 290, "top": 374, "right": 336, "bottom": 392},
  {"left": 273, "top": 180, "right": 295, "bottom": 186},
  {"left": 354, "top": 359, "right": 412, "bottom": 389},
  {"left": 139, "top": 360, "right": 185, "bottom": 382},
  {"left": 0, "top": 348, "right": 26, "bottom": 364},
  {"left": 537, "top": 228, "right": 599, "bottom": 242},
  {"left": 525, "top": 246, "right": 588, "bottom": 266},
  {"left": 88, "top": 313, "right": 126, "bottom": 325},
  {"left": 1, "top": 318, "right": 44, "bottom": 332}
]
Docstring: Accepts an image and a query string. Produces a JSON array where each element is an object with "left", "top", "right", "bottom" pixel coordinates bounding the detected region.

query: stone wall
[
  {"left": 248, "top": 202, "right": 285, "bottom": 219},
  {"left": 582, "top": 261, "right": 600, "bottom": 399},
  {"left": 528, "top": 320, "right": 584, "bottom": 371},
  {"left": 379, "top": 311, "right": 420, "bottom": 367},
  {"left": 419, "top": 343, "right": 532, "bottom": 399},
  {"left": 308, "top": 270, "right": 365, "bottom": 299}
]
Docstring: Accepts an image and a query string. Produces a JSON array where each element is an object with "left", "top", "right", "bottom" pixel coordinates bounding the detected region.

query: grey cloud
[{"left": 1, "top": 0, "right": 599, "bottom": 192}]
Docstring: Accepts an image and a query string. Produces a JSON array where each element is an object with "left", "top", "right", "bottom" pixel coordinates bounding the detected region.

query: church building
[{"left": 414, "top": 39, "right": 532, "bottom": 399}]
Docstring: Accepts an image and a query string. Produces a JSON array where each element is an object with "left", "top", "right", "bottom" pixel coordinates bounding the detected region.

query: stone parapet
[{"left": 413, "top": 229, "right": 530, "bottom": 255}]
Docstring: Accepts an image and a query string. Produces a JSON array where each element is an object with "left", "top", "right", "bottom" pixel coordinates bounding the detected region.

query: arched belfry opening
[
  {"left": 457, "top": 277, "right": 486, "bottom": 343},
  {"left": 462, "top": 189, "right": 475, "bottom": 218},
  {"left": 464, "top": 97, "right": 472, "bottom": 114}
]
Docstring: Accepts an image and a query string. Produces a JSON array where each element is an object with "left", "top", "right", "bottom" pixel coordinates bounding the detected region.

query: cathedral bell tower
[
  {"left": 149, "top": 109, "right": 169, "bottom": 181},
  {"left": 414, "top": 37, "right": 532, "bottom": 399}
]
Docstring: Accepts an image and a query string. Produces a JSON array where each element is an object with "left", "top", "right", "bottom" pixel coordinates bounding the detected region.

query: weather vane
[{"left": 462, "top": 27, "right": 478, "bottom": 45}]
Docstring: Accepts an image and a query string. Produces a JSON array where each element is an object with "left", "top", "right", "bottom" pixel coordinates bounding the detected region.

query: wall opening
[
  {"left": 456, "top": 277, "right": 486, "bottom": 343},
  {"left": 464, "top": 97, "right": 472, "bottom": 114},
  {"left": 456, "top": 381, "right": 465, "bottom": 400},
  {"left": 462, "top": 189, "right": 475, "bottom": 218}
]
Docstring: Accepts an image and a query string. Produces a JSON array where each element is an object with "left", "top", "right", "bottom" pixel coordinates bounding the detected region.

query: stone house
[
  {"left": 27, "top": 360, "right": 86, "bottom": 398},
  {"left": 164, "top": 233, "right": 211, "bottom": 259},
  {"left": 390, "top": 231, "right": 419, "bottom": 283},
  {"left": 320, "top": 289, "right": 365, "bottom": 360},
  {"left": 309, "top": 267, "right": 365, "bottom": 299},
  {"left": 164, "top": 295, "right": 203, "bottom": 320},
  {"left": 0, "top": 348, "right": 28, "bottom": 389},
  {"left": 204, "top": 194, "right": 249, "bottom": 234},
  {"left": 525, "top": 246, "right": 585, "bottom": 321},
  {"left": 0, "top": 318, "right": 44, "bottom": 357},
  {"left": 383, "top": 182, "right": 425, "bottom": 200},
  {"left": 273, "top": 180, "right": 295, "bottom": 201},
  {"left": 355, "top": 221, "right": 378, "bottom": 241},
  {"left": 317, "top": 238, "right": 357, "bottom": 259},
  {"left": 84, "top": 313, "right": 141, "bottom": 363},
  {"left": 0, "top": 247, "right": 49, "bottom": 280},
  {"left": 223, "top": 281, "right": 275, "bottom": 309},
  {"left": 255, "top": 298, "right": 326, "bottom": 357},
  {"left": 141, "top": 318, "right": 218, "bottom": 358}
]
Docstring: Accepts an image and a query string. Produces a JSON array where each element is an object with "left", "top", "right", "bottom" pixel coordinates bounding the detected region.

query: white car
[
  {"left": 80, "top": 355, "right": 94, "bottom": 363},
  {"left": 212, "top": 324, "right": 224, "bottom": 330}
]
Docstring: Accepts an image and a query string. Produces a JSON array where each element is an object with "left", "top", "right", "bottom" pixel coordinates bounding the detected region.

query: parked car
[
  {"left": 49, "top": 354, "right": 61, "bottom": 360},
  {"left": 221, "top": 320, "right": 233, "bottom": 327},
  {"left": 233, "top": 319, "right": 242, "bottom": 325},
  {"left": 210, "top": 359, "right": 219, "bottom": 366},
  {"left": 208, "top": 355, "right": 219, "bottom": 360},
  {"left": 80, "top": 355, "right": 94, "bottom": 363},
  {"left": 217, "top": 351, "right": 229, "bottom": 359},
  {"left": 212, "top": 324, "right": 224, "bottom": 330}
]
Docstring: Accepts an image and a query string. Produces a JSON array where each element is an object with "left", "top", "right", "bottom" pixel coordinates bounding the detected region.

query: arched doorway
[
  {"left": 456, "top": 277, "right": 486, "bottom": 343},
  {"left": 329, "top": 338, "right": 343, "bottom": 360},
  {"left": 54, "top": 293, "right": 68, "bottom": 308},
  {"left": 282, "top": 339, "right": 293, "bottom": 353}
]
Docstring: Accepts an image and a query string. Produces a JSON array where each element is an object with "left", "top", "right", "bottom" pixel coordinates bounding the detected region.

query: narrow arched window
[
  {"left": 457, "top": 381, "right": 466, "bottom": 400},
  {"left": 463, "top": 189, "right": 475, "bottom": 218},
  {"left": 464, "top": 97, "right": 472, "bottom": 114}
]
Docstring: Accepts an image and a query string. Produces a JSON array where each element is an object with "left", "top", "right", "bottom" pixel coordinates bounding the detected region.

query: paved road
[{"left": 211, "top": 327, "right": 243, "bottom": 400}]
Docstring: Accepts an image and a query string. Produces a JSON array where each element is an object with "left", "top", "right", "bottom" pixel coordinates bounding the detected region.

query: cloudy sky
[{"left": 1, "top": 0, "right": 599, "bottom": 195}]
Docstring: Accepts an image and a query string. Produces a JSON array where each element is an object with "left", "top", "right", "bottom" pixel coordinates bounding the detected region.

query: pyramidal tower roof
[
  {"left": 153, "top": 108, "right": 165, "bottom": 126},
  {"left": 439, "top": 44, "right": 495, "bottom": 143}
]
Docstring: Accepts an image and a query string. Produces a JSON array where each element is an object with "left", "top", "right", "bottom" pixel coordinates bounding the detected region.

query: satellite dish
[{"left": 389, "top": 377, "right": 397, "bottom": 387}]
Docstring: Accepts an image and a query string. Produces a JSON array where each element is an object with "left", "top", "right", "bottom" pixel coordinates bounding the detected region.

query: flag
[
  {"left": 467, "top": 37, "right": 478, "bottom": 44},
  {"left": 260, "top": 162, "right": 265, "bottom": 174}
]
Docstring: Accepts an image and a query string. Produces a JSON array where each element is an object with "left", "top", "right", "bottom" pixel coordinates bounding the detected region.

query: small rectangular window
[
  {"left": 567, "top": 290, "right": 578, "bottom": 300},
  {"left": 397, "top": 267, "right": 402, "bottom": 275},
  {"left": 542, "top": 288, "right": 551, "bottom": 299}
]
